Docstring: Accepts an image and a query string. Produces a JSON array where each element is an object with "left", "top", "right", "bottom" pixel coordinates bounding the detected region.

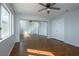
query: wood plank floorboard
[{"left": 10, "top": 36, "right": 79, "bottom": 56}]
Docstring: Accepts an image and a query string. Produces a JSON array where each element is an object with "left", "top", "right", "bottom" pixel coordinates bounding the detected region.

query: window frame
[
  {"left": 1, "top": 4, "right": 10, "bottom": 39},
  {"left": 0, "top": 4, "right": 14, "bottom": 40},
  {"left": 11, "top": 14, "right": 14, "bottom": 35}
]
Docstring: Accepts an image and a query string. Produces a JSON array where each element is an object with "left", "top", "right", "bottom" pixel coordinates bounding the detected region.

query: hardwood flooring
[{"left": 10, "top": 35, "right": 79, "bottom": 56}]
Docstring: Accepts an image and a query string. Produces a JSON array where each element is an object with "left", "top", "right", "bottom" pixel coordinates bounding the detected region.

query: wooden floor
[{"left": 10, "top": 35, "right": 79, "bottom": 56}]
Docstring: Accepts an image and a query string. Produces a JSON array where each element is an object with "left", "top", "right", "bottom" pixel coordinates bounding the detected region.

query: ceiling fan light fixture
[
  {"left": 47, "top": 8, "right": 50, "bottom": 14},
  {"left": 38, "top": 3, "right": 60, "bottom": 14},
  {"left": 47, "top": 8, "right": 50, "bottom": 11}
]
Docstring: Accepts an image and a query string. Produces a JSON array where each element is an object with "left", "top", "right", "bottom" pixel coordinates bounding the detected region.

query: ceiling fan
[{"left": 38, "top": 3, "right": 60, "bottom": 14}]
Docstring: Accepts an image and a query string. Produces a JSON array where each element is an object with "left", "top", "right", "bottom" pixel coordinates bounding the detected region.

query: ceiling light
[{"left": 47, "top": 8, "right": 50, "bottom": 11}]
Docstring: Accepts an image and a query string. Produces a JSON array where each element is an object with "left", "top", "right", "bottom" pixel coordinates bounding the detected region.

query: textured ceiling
[{"left": 12, "top": 3, "right": 79, "bottom": 17}]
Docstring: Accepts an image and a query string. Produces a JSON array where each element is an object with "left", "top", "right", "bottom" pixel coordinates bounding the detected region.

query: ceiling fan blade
[
  {"left": 39, "top": 3, "right": 46, "bottom": 7},
  {"left": 51, "top": 3, "right": 56, "bottom": 6},
  {"left": 38, "top": 8, "right": 47, "bottom": 12},
  {"left": 50, "top": 7, "right": 60, "bottom": 10}
]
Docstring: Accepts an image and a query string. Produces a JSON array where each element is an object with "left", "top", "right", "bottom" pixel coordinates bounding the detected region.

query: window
[
  {"left": 1, "top": 5, "right": 10, "bottom": 39},
  {"left": 0, "top": 4, "right": 14, "bottom": 40},
  {"left": 20, "top": 20, "right": 48, "bottom": 36}
]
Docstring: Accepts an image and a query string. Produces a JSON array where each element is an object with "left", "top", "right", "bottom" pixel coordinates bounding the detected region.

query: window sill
[{"left": 0, "top": 34, "right": 9, "bottom": 42}]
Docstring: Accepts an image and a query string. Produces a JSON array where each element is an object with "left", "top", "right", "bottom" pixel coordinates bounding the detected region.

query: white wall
[
  {"left": 14, "top": 16, "right": 20, "bottom": 42},
  {"left": 50, "top": 8, "right": 79, "bottom": 47},
  {"left": 50, "top": 16, "right": 64, "bottom": 41},
  {"left": 64, "top": 9, "right": 79, "bottom": 47},
  {"left": 0, "top": 3, "right": 15, "bottom": 56}
]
